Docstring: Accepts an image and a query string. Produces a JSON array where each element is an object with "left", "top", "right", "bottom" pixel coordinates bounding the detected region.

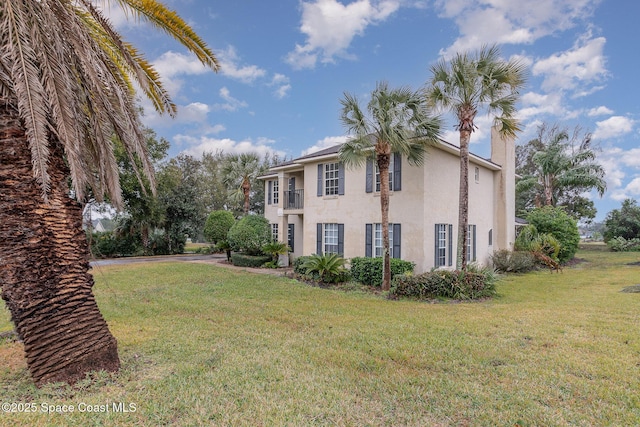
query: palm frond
[
  {"left": 111, "top": 0, "right": 219, "bottom": 71},
  {"left": 4, "top": 1, "right": 52, "bottom": 198}
]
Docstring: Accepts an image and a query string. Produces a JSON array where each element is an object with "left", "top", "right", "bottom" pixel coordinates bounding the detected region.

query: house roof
[{"left": 260, "top": 138, "right": 502, "bottom": 178}]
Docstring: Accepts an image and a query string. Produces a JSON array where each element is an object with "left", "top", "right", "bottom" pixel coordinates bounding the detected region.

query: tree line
[{"left": 86, "top": 128, "right": 281, "bottom": 257}]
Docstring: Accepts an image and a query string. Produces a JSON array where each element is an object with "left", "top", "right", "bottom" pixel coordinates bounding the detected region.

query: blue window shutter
[
  {"left": 434, "top": 224, "right": 439, "bottom": 267},
  {"left": 393, "top": 223, "right": 401, "bottom": 259},
  {"left": 317, "top": 164, "right": 323, "bottom": 196},
  {"left": 448, "top": 224, "right": 453, "bottom": 267},
  {"left": 393, "top": 153, "right": 402, "bottom": 191},
  {"left": 288, "top": 224, "right": 295, "bottom": 252},
  {"left": 267, "top": 180, "right": 272, "bottom": 205},
  {"left": 365, "top": 224, "right": 372, "bottom": 257},
  {"left": 338, "top": 163, "right": 345, "bottom": 195},
  {"left": 338, "top": 224, "right": 344, "bottom": 256},
  {"left": 365, "top": 160, "right": 373, "bottom": 193},
  {"left": 472, "top": 225, "right": 477, "bottom": 261},
  {"left": 316, "top": 223, "right": 323, "bottom": 254}
]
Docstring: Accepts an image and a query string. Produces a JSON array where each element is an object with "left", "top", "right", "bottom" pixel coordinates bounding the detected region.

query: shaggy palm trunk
[
  {"left": 0, "top": 104, "right": 120, "bottom": 386},
  {"left": 377, "top": 153, "right": 392, "bottom": 291},
  {"left": 242, "top": 178, "right": 251, "bottom": 214},
  {"left": 457, "top": 129, "right": 471, "bottom": 271}
]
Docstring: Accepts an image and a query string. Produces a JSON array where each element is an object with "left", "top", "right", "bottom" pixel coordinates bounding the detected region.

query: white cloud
[
  {"left": 153, "top": 51, "right": 210, "bottom": 79},
  {"left": 592, "top": 116, "right": 635, "bottom": 140},
  {"left": 270, "top": 74, "right": 292, "bottom": 99},
  {"left": 533, "top": 34, "right": 608, "bottom": 94},
  {"left": 518, "top": 91, "right": 567, "bottom": 121},
  {"left": 213, "top": 87, "right": 248, "bottom": 112},
  {"left": 216, "top": 46, "right": 267, "bottom": 83},
  {"left": 588, "top": 106, "right": 614, "bottom": 117},
  {"left": 176, "top": 135, "right": 286, "bottom": 159},
  {"left": 625, "top": 177, "right": 640, "bottom": 196},
  {"left": 301, "top": 136, "right": 349, "bottom": 155},
  {"left": 286, "top": 0, "right": 400, "bottom": 69},
  {"left": 435, "top": 0, "right": 600, "bottom": 57}
]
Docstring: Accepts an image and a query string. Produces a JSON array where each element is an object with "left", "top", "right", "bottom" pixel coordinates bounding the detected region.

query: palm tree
[
  {"left": 426, "top": 45, "right": 527, "bottom": 270},
  {"left": 339, "top": 81, "right": 442, "bottom": 291},
  {"left": 516, "top": 125, "right": 606, "bottom": 208},
  {"left": 0, "top": 0, "right": 217, "bottom": 386},
  {"left": 222, "top": 153, "right": 265, "bottom": 215}
]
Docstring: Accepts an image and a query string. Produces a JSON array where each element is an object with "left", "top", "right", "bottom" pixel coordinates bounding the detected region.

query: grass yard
[{"left": 1, "top": 248, "right": 639, "bottom": 426}]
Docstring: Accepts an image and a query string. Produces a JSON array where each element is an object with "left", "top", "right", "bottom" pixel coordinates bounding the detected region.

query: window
[
  {"left": 467, "top": 224, "right": 477, "bottom": 262},
  {"left": 366, "top": 153, "right": 401, "bottom": 193},
  {"left": 317, "top": 163, "right": 344, "bottom": 196},
  {"left": 474, "top": 166, "right": 480, "bottom": 183},
  {"left": 272, "top": 179, "right": 279, "bottom": 204},
  {"left": 366, "top": 223, "right": 401, "bottom": 259},
  {"left": 271, "top": 223, "right": 279, "bottom": 241},
  {"left": 324, "top": 163, "right": 339, "bottom": 195},
  {"left": 316, "top": 223, "right": 344, "bottom": 255},
  {"left": 434, "top": 223, "right": 453, "bottom": 267},
  {"left": 375, "top": 155, "right": 394, "bottom": 192},
  {"left": 324, "top": 223, "right": 339, "bottom": 254},
  {"left": 488, "top": 229, "right": 493, "bottom": 246}
]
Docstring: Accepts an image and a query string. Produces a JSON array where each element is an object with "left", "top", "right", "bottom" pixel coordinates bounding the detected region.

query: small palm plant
[
  {"left": 301, "top": 253, "right": 347, "bottom": 283},
  {"left": 262, "top": 241, "right": 290, "bottom": 264}
]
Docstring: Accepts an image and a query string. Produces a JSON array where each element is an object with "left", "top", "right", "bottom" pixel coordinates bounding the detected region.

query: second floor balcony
[{"left": 283, "top": 189, "right": 304, "bottom": 210}]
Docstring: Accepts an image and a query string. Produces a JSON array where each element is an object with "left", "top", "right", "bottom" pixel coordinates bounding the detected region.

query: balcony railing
[{"left": 283, "top": 189, "right": 304, "bottom": 210}]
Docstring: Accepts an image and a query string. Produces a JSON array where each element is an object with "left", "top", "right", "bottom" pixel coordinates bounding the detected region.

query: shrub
[
  {"left": 230, "top": 253, "right": 271, "bottom": 267},
  {"left": 526, "top": 206, "right": 580, "bottom": 263},
  {"left": 490, "top": 249, "right": 537, "bottom": 273},
  {"left": 300, "top": 253, "right": 350, "bottom": 284},
  {"left": 204, "top": 210, "right": 236, "bottom": 244},
  {"left": 89, "top": 231, "right": 140, "bottom": 258},
  {"left": 262, "top": 241, "right": 290, "bottom": 263},
  {"left": 227, "top": 215, "right": 271, "bottom": 255},
  {"left": 350, "top": 257, "right": 415, "bottom": 287},
  {"left": 391, "top": 265, "right": 498, "bottom": 300},
  {"left": 607, "top": 236, "right": 640, "bottom": 252},
  {"left": 293, "top": 256, "right": 311, "bottom": 275}
]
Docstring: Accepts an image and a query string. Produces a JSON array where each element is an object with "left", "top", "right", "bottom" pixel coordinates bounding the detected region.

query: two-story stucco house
[{"left": 260, "top": 126, "right": 516, "bottom": 273}]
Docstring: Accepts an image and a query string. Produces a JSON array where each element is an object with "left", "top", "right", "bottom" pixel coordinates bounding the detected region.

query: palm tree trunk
[
  {"left": 242, "top": 177, "right": 251, "bottom": 214},
  {"left": 457, "top": 130, "right": 471, "bottom": 270},
  {"left": 0, "top": 104, "right": 120, "bottom": 386},
  {"left": 378, "top": 154, "right": 392, "bottom": 291}
]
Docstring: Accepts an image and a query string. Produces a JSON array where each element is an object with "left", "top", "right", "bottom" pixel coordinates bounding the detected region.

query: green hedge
[
  {"left": 350, "top": 257, "right": 415, "bottom": 287},
  {"left": 391, "top": 268, "right": 497, "bottom": 300},
  {"left": 230, "top": 253, "right": 271, "bottom": 267}
]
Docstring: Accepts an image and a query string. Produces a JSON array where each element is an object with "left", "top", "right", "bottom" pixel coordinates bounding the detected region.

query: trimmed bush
[
  {"left": 204, "top": 210, "right": 236, "bottom": 244},
  {"left": 350, "top": 257, "right": 415, "bottom": 287},
  {"left": 391, "top": 265, "right": 498, "bottom": 300},
  {"left": 230, "top": 253, "right": 271, "bottom": 267},
  {"left": 227, "top": 215, "right": 271, "bottom": 255},
  {"left": 526, "top": 206, "right": 580, "bottom": 263},
  {"left": 490, "top": 249, "right": 537, "bottom": 273}
]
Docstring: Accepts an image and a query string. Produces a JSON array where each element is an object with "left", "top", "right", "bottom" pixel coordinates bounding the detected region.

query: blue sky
[{"left": 105, "top": 0, "right": 639, "bottom": 221}]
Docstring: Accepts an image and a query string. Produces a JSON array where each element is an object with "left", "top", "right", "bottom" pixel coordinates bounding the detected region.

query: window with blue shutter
[
  {"left": 318, "top": 162, "right": 345, "bottom": 196},
  {"left": 435, "top": 223, "right": 453, "bottom": 267}
]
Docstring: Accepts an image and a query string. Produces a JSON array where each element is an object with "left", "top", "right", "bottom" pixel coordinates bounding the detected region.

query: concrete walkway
[{"left": 90, "top": 253, "right": 293, "bottom": 277}]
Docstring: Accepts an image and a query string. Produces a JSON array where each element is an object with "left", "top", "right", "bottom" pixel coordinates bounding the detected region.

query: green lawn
[{"left": 1, "top": 248, "right": 639, "bottom": 426}]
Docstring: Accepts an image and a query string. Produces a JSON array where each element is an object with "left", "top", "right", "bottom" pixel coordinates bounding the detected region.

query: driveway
[
  {"left": 90, "top": 253, "right": 292, "bottom": 277},
  {"left": 90, "top": 253, "right": 225, "bottom": 267}
]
